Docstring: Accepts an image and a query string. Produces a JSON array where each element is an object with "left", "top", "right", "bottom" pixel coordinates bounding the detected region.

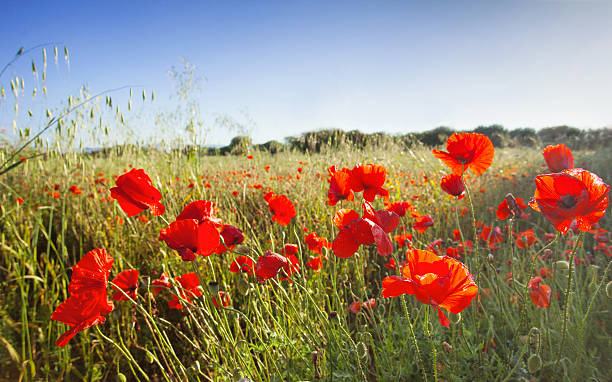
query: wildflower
[
  {"left": 229, "top": 256, "right": 255, "bottom": 275},
  {"left": 212, "top": 291, "right": 231, "bottom": 308},
  {"left": 432, "top": 133, "right": 495, "bottom": 176},
  {"left": 69, "top": 185, "right": 82, "bottom": 195},
  {"left": 51, "top": 249, "right": 114, "bottom": 347},
  {"left": 168, "top": 273, "right": 202, "bottom": 310},
  {"left": 215, "top": 225, "right": 244, "bottom": 254},
  {"left": 496, "top": 195, "right": 527, "bottom": 220},
  {"left": 516, "top": 229, "right": 538, "bottom": 249},
  {"left": 382, "top": 249, "right": 478, "bottom": 327},
  {"left": 440, "top": 174, "right": 465, "bottom": 198},
  {"left": 152, "top": 272, "right": 171, "bottom": 296},
  {"left": 254, "top": 251, "right": 299, "bottom": 282},
  {"left": 413, "top": 214, "right": 434, "bottom": 233},
  {"left": 327, "top": 166, "right": 356, "bottom": 206},
  {"left": 111, "top": 269, "right": 139, "bottom": 301},
  {"left": 351, "top": 164, "right": 389, "bottom": 202},
  {"left": 529, "top": 168, "right": 610, "bottom": 234},
  {"left": 384, "top": 257, "right": 396, "bottom": 269},
  {"left": 306, "top": 256, "right": 324, "bottom": 272},
  {"left": 305, "top": 232, "right": 330, "bottom": 254},
  {"left": 264, "top": 192, "right": 296, "bottom": 226},
  {"left": 159, "top": 219, "right": 220, "bottom": 261},
  {"left": 110, "top": 169, "right": 165, "bottom": 216},
  {"left": 385, "top": 201, "right": 413, "bottom": 217},
  {"left": 528, "top": 276, "right": 551, "bottom": 308},
  {"left": 282, "top": 243, "right": 299, "bottom": 256},
  {"left": 542, "top": 144, "right": 574, "bottom": 173},
  {"left": 332, "top": 201, "right": 399, "bottom": 258},
  {"left": 176, "top": 200, "right": 223, "bottom": 228}
]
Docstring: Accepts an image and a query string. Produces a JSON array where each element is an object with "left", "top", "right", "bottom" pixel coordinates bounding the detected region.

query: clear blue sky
[{"left": 2, "top": 0, "right": 611, "bottom": 145}]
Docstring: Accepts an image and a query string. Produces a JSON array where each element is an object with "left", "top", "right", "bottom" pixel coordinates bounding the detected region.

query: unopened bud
[
  {"left": 488, "top": 253, "right": 494, "bottom": 262},
  {"left": 606, "top": 281, "right": 612, "bottom": 298},
  {"left": 356, "top": 342, "right": 369, "bottom": 360},
  {"left": 115, "top": 373, "right": 127, "bottom": 382},
  {"left": 208, "top": 281, "right": 219, "bottom": 295},
  {"left": 555, "top": 260, "right": 570, "bottom": 270},
  {"left": 505, "top": 193, "right": 522, "bottom": 218},
  {"left": 527, "top": 354, "right": 542, "bottom": 373},
  {"left": 237, "top": 278, "right": 250, "bottom": 295},
  {"left": 442, "top": 341, "right": 452, "bottom": 353}
]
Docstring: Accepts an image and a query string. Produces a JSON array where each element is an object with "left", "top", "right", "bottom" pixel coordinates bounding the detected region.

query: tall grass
[{"left": 0, "top": 143, "right": 610, "bottom": 381}]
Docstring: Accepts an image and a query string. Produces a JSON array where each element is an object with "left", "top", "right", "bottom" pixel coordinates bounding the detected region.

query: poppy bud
[
  {"left": 116, "top": 373, "right": 127, "bottom": 382},
  {"left": 488, "top": 253, "right": 494, "bottom": 262},
  {"left": 555, "top": 260, "right": 570, "bottom": 270},
  {"left": 237, "top": 278, "right": 250, "bottom": 295},
  {"left": 356, "top": 342, "right": 369, "bottom": 360},
  {"left": 328, "top": 311, "right": 338, "bottom": 321},
  {"left": 527, "top": 354, "right": 542, "bottom": 373},
  {"left": 606, "top": 281, "right": 612, "bottom": 298},
  {"left": 504, "top": 193, "right": 522, "bottom": 219},
  {"left": 208, "top": 281, "right": 219, "bottom": 295},
  {"left": 442, "top": 341, "right": 452, "bottom": 353},
  {"left": 541, "top": 248, "right": 553, "bottom": 261}
]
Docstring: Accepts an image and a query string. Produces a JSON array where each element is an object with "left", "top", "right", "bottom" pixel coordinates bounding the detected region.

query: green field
[{"left": 0, "top": 143, "right": 610, "bottom": 382}]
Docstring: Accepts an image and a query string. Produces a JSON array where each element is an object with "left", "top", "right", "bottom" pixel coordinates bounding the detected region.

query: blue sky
[{"left": 1, "top": 0, "right": 611, "bottom": 145}]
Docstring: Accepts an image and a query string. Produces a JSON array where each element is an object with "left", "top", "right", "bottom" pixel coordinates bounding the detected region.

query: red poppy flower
[
  {"left": 264, "top": 192, "right": 296, "bottom": 226},
  {"left": 305, "top": 232, "right": 330, "bottom": 254},
  {"left": 332, "top": 201, "right": 399, "bottom": 258},
  {"left": 152, "top": 272, "right": 171, "bottom": 296},
  {"left": 67, "top": 249, "right": 114, "bottom": 296},
  {"left": 168, "top": 273, "right": 202, "bottom": 310},
  {"left": 51, "top": 294, "right": 114, "bottom": 347},
  {"left": 529, "top": 168, "right": 610, "bottom": 234},
  {"left": 212, "top": 291, "right": 231, "bottom": 308},
  {"left": 528, "top": 276, "right": 551, "bottom": 308},
  {"left": 348, "top": 301, "right": 362, "bottom": 314},
  {"left": 542, "top": 144, "right": 574, "bottom": 173},
  {"left": 254, "top": 251, "right": 299, "bottom": 282},
  {"left": 111, "top": 269, "right": 139, "bottom": 301},
  {"left": 453, "top": 229, "right": 462, "bottom": 241},
  {"left": 394, "top": 233, "right": 413, "bottom": 248},
  {"left": 516, "top": 229, "right": 538, "bottom": 249},
  {"left": 413, "top": 214, "right": 434, "bottom": 234},
  {"left": 440, "top": 174, "right": 465, "bottom": 198},
  {"left": 432, "top": 133, "right": 495, "bottom": 176},
  {"left": 215, "top": 225, "right": 244, "bottom": 254},
  {"left": 159, "top": 219, "right": 220, "bottom": 261},
  {"left": 479, "top": 225, "right": 503, "bottom": 249},
  {"left": 306, "top": 256, "right": 324, "bottom": 272},
  {"left": 176, "top": 200, "right": 223, "bottom": 228},
  {"left": 327, "top": 166, "right": 357, "bottom": 206},
  {"left": 229, "top": 256, "right": 255, "bottom": 275},
  {"left": 51, "top": 249, "right": 114, "bottom": 347},
  {"left": 382, "top": 249, "right": 478, "bottom": 327},
  {"left": 351, "top": 164, "right": 389, "bottom": 202},
  {"left": 496, "top": 197, "right": 527, "bottom": 220},
  {"left": 385, "top": 201, "right": 413, "bottom": 217},
  {"left": 384, "top": 257, "right": 397, "bottom": 269},
  {"left": 69, "top": 185, "right": 82, "bottom": 195},
  {"left": 110, "top": 169, "right": 165, "bottom": 216},
  {"left": 282, "top": 243, "right": 299, "bottom": 256}
]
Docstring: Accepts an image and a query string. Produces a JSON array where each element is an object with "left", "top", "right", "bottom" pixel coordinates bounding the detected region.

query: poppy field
[{"left": 0, "top": 135, "right": 611, "bottom": 381}]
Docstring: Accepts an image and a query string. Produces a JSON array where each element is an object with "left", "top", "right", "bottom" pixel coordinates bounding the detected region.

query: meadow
[{"left": 0, "top": 140, "right": 610, "bottom": 382}]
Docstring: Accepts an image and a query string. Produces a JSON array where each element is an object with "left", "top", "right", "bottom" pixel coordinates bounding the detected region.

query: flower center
[{"left": 558, "top": 194, "right": 577, "bottom": 209}]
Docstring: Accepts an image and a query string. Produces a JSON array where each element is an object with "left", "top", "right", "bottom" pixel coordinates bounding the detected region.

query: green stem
[{"left": 555, "top": 231, "right": 583, "bottom": 367}]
